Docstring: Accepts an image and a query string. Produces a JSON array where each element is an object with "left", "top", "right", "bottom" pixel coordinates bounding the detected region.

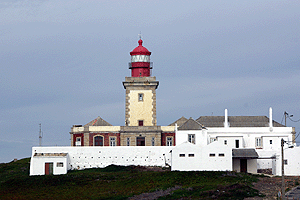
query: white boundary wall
[
  {"left": 273, "top": 146, "right": 300, "bottom": 176},
  {"left": 30, "top": 146, "right": 173, "bottom": 176},
  {"left": 171, "top": 141, "right": 232, "bottom": 171}
]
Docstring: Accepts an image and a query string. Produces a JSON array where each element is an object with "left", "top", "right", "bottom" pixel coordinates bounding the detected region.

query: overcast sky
[{"left": 1, "top": 0, "right": 299, "bottom": 163}]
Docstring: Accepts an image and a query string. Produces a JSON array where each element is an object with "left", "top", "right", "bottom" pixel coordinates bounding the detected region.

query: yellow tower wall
[{"left": 128, "top": 90, "right": 153, "bottom": 126}]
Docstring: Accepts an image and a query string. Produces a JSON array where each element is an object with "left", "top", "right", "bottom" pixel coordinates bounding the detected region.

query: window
[
  {"left": 138, "top": 120, "right": 144, "bottom": 126},
  {"left": 110, "top": 137, "right": 116, "bottom": 146},
  {"left": 188, "top": 154, "right": 194, "bottom": 157},
  {"left": 255, "top": 137, "right": 262, "bottom": 148},
  {"left": 188, "top": 134, "right": 195, "bottom": 144},
  {"left": 210, "top": 138, "right": 216, "bottom": 143},
  {"left": 75, "top": 137, "right": 81, "bottom": 146},
  {"left": 209, "top": 153, "right": 215, "bottom": 157},
  {"left": 57, "top": 162, "right": 64, "bottom": 167},
  {"left": 270, "top": 140, "right": 272, "bottom": 145},
  {"left": 179, "top": 154, "right": 185, "bottom": 157},
  {"left": 219, "top": 153, "right": 225, "bottom": 157},
  {"left": 138, "top": 93, "right": 144, "bottom": 101},
  {"left": 151, "top": 137, "right": 155, "bottom": 146},
  {"left": 224, "top": 140, "right": 227, "bottom": 145},
  {"left": 94, "top": 136, "right": 103, "bottom": 146},
  {"left": 126, "top": 137, "right": 130, "bottom": 146},
  {"left": 235, "top": 140, "right": 239, "bottom": 148},
  {"left": 166, "top": 137, "right": 173, "bottom": 146}
]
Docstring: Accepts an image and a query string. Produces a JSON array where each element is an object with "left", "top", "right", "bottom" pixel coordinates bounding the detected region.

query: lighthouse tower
[{"left": 123, "top": 39, "right": 159, "bottom": 127}]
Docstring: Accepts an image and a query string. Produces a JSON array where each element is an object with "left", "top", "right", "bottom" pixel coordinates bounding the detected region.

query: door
[
  {"left": 45, "top": 162, "right": 53, "bottom": 175},
  {"left": 240, "top": 159, "right": 247, "bottom": 173},
  {"left": 136, "top": 137, "right": 145, "bottom": 146}
]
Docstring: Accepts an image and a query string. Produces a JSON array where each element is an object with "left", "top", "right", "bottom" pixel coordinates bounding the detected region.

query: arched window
[{"left": 94, "top": 136, "right": 104, "bottom": 146}]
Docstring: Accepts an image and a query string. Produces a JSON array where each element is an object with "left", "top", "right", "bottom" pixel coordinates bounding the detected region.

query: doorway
[
  {"left": 45, "top": 162, "right": 53, "bottom": 175},
  {"left": 136, "top": 137, "right": 145, "bottom": 146},
  {"left": 240, "top": 159, "right": 247, "bottom": 173}
]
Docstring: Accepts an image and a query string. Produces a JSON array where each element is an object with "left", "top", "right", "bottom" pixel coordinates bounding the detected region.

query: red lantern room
[{"left": 129, "top": 39, "right": 152, "bottom": 77}]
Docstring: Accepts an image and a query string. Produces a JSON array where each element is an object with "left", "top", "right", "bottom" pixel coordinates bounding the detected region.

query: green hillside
[{"left": 0, "top": 158, "right": 263, "bottom": 199}]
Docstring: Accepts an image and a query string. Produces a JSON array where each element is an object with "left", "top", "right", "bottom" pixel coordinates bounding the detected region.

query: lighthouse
[{"left": 123, "top": 39, "right": 159, "bottom": 127}]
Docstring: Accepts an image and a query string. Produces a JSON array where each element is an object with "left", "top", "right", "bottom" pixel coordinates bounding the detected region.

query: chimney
[
  {"left": 269, "top": 107, "right": 273, "bottom": 131},
  {"left": 224, "top": 109, "right": 229, "bottom": 128}
]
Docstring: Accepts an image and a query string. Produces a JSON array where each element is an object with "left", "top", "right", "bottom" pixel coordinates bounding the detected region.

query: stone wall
[{"left": 120, "top": 126, "right": 162, "bottom": 146}]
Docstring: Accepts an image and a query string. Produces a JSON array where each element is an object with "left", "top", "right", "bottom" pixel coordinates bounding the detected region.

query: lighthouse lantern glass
[{"left": 131, "top": 55, "right": 150, "bottom": 62}]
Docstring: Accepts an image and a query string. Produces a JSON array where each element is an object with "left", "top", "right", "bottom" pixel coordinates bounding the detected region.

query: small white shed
[{"left": 30, "top": 153, "right": 69, "bottom": 176}]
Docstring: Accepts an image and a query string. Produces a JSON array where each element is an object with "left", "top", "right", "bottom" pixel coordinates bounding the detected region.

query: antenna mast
[{"left": 39, "top": 123, "right": 42, "bottom": 146}]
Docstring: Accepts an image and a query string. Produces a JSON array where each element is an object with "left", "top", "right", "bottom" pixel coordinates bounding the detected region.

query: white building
[{"left": 173, "top": 108, "right": 296, "bottom": 173}]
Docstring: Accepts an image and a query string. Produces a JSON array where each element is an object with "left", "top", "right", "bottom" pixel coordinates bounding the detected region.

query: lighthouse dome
[{"left": 130, "top": 39, "right": 151, "bottom": 56}]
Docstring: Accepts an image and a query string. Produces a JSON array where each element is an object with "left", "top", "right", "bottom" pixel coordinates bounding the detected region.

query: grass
[{"left": 0, "top": 158, "right": 263, "bottom": 199}]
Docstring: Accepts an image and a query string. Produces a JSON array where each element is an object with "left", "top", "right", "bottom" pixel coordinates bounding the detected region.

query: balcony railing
[{"left": 128, "top": 62, "right": 153, "bottom": 69}]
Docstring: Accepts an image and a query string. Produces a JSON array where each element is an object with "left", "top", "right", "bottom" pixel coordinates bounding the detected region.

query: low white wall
[
  {"left": 256, "top": 150, "right": 276, "bottom": 169},
  {"left": 171, "top": 141, "right": 232, "bottom": 171},
  {"left": 247, "top": 159, "right": 257, "bottom": 174},
  {"left": 233, "top": 159, "right": 240, "bottom": 172},
  {"left": 201, "top": 141, "right": 232, "bottom": 171},
  {"left": 274, "top": 146, "right": 300, "bottom": 176},
  {"left": 171, "top": 142, "right": 202, "bottom": 171},
  {"left": 30, "top": 146, "right": 173, "bottom": 176}
]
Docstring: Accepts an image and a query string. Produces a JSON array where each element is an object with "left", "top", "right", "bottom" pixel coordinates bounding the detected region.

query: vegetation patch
[{"left": 0, "top": 158, "right": 263, "bottom": 199}]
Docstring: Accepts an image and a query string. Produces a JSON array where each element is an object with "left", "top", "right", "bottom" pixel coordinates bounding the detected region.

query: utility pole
[
  {"left": 39, "top": 123, "right": 42, "bottom": 146},
  {"left": 281, "top": 138, "right": 285, "bottom": 200},
  {"left": 284, "top": 112, "right": 287, "bottom": 127}
]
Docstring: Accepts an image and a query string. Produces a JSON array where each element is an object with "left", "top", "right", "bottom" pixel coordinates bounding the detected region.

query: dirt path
[
  {"left": 245, "top": 176, "right": 300, "bottom": 200},
  {"left": 127, "top": 166, "right": 300, "bottom": 200},
  {"left": 129, "top": 175, "right": 300, "bottom": 200},
  {"left": 128, "top": 186, "right": 181, "bottom": 200}
]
